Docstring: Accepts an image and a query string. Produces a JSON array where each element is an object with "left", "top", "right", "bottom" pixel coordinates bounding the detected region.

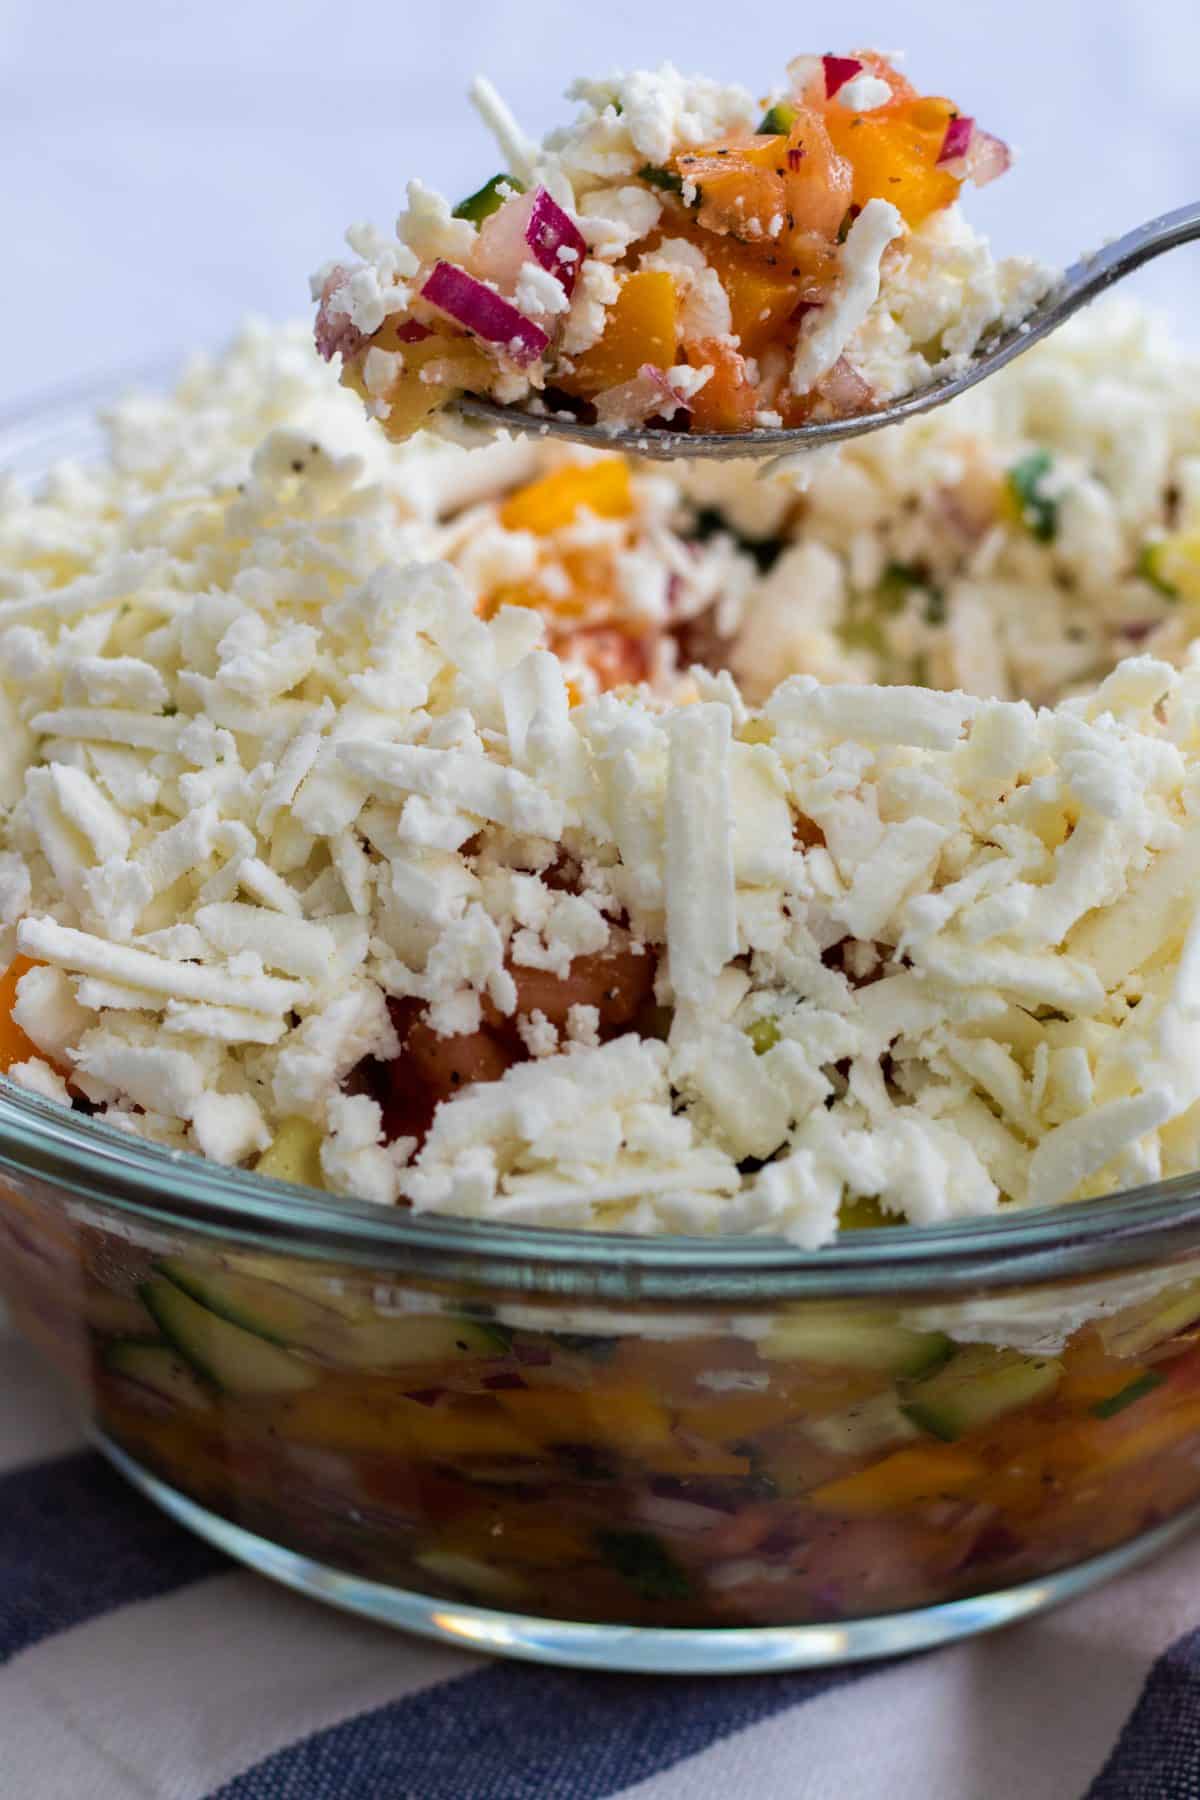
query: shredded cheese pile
[{"left": 3, "top": 316, "right": 1200, "bottom": 1246}]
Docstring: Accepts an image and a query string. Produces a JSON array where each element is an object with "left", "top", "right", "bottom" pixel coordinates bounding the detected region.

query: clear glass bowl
[{"left": 8, "top": 372, "right": 1200, "bottom": 1675}]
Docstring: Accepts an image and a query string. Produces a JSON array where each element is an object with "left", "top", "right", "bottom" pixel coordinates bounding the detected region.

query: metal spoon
[{"left": 453, "top": 200, "right": 1200, "bottom": 462}]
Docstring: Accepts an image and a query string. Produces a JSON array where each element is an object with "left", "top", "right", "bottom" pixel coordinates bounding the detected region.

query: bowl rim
[
  {"left": 7, "top": 355, "right": 1200, "bottom": 1303},
  {"left": 4, "top": 1078, "right": 1200, "bottom": 1300}
]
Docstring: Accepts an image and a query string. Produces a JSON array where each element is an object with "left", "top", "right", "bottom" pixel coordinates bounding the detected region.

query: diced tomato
[
  {"left": 505, "top": 935, "right": 656, "bottom": 1033},
  {"left": 556, "top": 624, "right": 652, "bottom": 690},
  {"left": 683, "top": 339, "right": 759, "bottom": 434}
]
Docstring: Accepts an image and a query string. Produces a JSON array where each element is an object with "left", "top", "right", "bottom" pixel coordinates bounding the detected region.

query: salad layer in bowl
[{"left": 3, "top": 301, "right": 1200, "bottom": 1667}]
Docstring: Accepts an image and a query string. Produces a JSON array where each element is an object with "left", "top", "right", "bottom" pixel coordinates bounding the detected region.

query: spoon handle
[{"left": 452, "top": 201, "right": 1200, "bottom": 461}]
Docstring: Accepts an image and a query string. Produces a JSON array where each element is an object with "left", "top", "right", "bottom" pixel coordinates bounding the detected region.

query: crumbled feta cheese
[{"left": 791, "top": 200, "right": 904, "bottom": 393}]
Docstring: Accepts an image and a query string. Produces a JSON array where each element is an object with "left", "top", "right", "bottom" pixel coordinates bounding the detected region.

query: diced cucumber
[
  {"left": 104, "top": 1340, "right": 212, "bottom": 1411},
  {"left": 759, "top": 1309, "right": 954, "bottom": 1377},
  {"left": 140, "top": 1278, "right": 315, "bottom": 1396},
  {"left": 323, "top": 1313, "right": 512, "bottom": 1370},
  {"left": 805, "top": 1391, "right": 921, "bottom": 1457},
  {"left": 158, "top": 1258, "right": 512, "bottom": 1370},
  {"left": 1097, "top": 1281, "right": 1200, "bottom": 1360},
  {"left": 1091, "top": 1370, "right": 1165, "bottom": 1420},
  {"left": 1007, "top": 449, "right": 1058, "bottom": 544},
  {"left": 217, "top": 1252, "right": 376, "bottom": 1323},
  {"left": 756, "top": 101, "right": 797, "bottom": 135},
  {"left": 159, "top": 1258, "right": 343, "bottom": 1349},
  {"left": 451, "top": 173, "right": 523, "bottom": 223},
  {"left": 901, "top": 1344, "right": 1061, "bottom": 1442},
  {"left": 254, "top": 1117, "right": 324, "bottom": 1189}
]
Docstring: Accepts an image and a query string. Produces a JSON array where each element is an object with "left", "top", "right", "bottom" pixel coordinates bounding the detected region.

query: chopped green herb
[
  {"left": 690, "top": 505, "right": 783, "bottom": 573},
  {"left": 452, "top": 173, "right": 523, "bottom": 224},
  {"left": 161, "top": 702, "right": 178, "bottom": 717},
  {"left": 1007, "top": 449, "right": 1058, "bottom": 544},
  {"left": 876, "top": 561, "right": 923, "bottom": 610},
  {"left": 639, "top": 164, "right": 685, "bottom": 196},
  {"left": 1136, "top": 540, "right": 1180, "bottom": 599},
  {"left": 596, "top": 1528, "right": 691, "bottom": 1600},
  {"left": 1091, "top": 1370, "right": 1165, "bottom": 1419},
  {"left": 746, "top": 1017, "right": 781, "bottom": 1055},
  {"left": 757, "top": 101, "right": 797, "bottom": 135},
  {"left": 924, "top": 589, "right": 947, "bottom": 627},
  {"left": 837, "top": 205, "right": 861, "bottom": 244},
  {"left": 553, "top": 1332, "right": 619, "bottom": 1360}
]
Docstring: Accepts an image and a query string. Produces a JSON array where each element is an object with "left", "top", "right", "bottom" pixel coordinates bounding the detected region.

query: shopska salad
[
  {"left": 5, "top": 286, "right": 1200, "bottom": 1638},
  {"left": 312, "top": 54, "right": 1051, "bottom": 440}
]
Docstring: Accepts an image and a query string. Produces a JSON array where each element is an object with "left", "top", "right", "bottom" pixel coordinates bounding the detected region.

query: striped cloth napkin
[{"left": 3, "top": 1317, "right": 1199, "bottom": 1800}]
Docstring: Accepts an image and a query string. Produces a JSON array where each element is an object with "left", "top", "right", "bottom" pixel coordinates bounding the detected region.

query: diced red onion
[
  {"left": 403, "top": 1388, "right": 444, "bottom": 1407},
  {"left": 480, "top": 1371, "right": 527, "bottom": 1390},
  {"left": 513, "top": 1341, "right": 553, "bottom": 1366},
  {"left": 787, "top": 145, "right": 806, "bottom": 170},
  {"left": 395, "top": 319, "right": 432, "bottom": 343},
  {"left": 937, "top": 114, "right": 975, "bottom": 165},
  {"left": 525, "top": 188, "right": 587, "bottom": 297},
  {"left": 420, "top": 262, "right": 549, "bottom": 368},
  {"left": 475, "top": 187, "right": 586, "bottom": 299},
  {"left": 314, "top": 267, "right": 365, "bottom": 365},
  {"left": 635, "top": 1492, "right": 729, "bottom": 1535},
  {"left": 594, "top": 363, "right": 690, "bottom": 429},
  {"left": 475, "top": 192, "right": 541, "bottom": 292},
  {"left": 822, "top": 55, "right": 863, "bottom": 98},
  {"left": 966, "top": 128, "right": 1012, "bottom": 188},
  {"left": 818, "top": 355, "right": 872, "bottom": 413}
]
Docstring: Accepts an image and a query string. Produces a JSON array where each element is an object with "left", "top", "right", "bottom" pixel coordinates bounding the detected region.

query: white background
[{"left": 1, "top": 0, "right": 1197, "bottom": 404}]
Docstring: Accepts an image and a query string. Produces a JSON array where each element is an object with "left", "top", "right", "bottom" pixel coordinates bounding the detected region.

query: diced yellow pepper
[
  {"left": 1147, "top": 531, "right": 1200, "bottom": 602},
  {"left": 566, "top": 270, "right": 679, "bottom": 392},
  {"left": 499, "top": 458, "right": 632, "bottom": 534},
  {"left": 255, "top": 1117, "right": 325, "bottom": 1189},
  {"left": 807, "top": 1444, "right": 986, "bottom": 1515}
]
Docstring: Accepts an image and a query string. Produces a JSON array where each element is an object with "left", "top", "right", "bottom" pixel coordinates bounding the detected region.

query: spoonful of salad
[{"left": 313, "top": 54, "right": 1194, "bottom": 460}]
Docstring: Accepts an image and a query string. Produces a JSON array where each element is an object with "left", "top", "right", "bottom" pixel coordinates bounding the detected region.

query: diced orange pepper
[
  {"left": 823, "top": 94, "right": 961, "bottom": 229},
  {"left": 807, "top": 1444, "right": 986, "bottom": 1515},
  {"left": 565, "top": 270, "right": 678, "bottom": 392},
  {"left": 497, "top": 1381, "right": 673, "bottom": 1451},
  {"left": 499, "top": 458, "right": 632, "bottom": 535},
  {"left": 279, "top": 1389, "right": 540, "bottom": 1460},
  {"left": 698, "top": 237, "right": 801, "bottom": 358},
  {"left": 643, "top": 1443, "right": 751, "bottom": 1478},
  {"left": 0, "top": 955, "right": 40, "bottom": 1072},
  {"left": 404, "top": 1403, "right": 541, "bottom": 1461}
]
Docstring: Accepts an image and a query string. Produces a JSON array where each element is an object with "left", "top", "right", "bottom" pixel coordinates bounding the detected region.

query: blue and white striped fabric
[{"left": 5, "top": 1319, "right": 1200, "bottom": 1800}]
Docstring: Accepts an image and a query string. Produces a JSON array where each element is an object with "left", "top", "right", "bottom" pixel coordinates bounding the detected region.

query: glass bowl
[{"left": 8, "top": 371, "right": 1200, "bottom": 1675}]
